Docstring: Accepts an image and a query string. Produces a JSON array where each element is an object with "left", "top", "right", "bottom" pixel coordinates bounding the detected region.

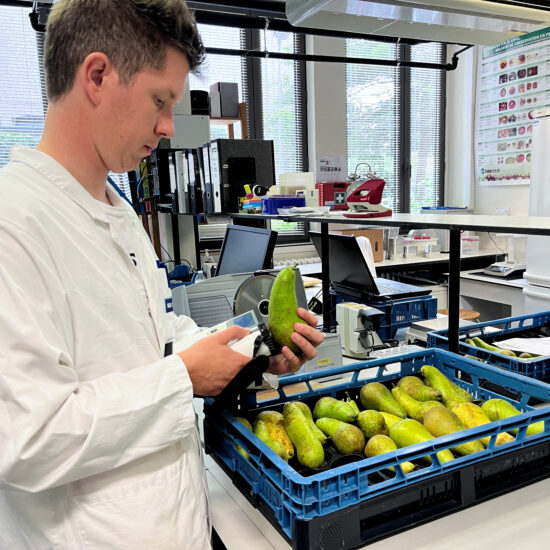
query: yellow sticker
[{"left": 317, "top": 357, "right": 331, "bottom": 366}]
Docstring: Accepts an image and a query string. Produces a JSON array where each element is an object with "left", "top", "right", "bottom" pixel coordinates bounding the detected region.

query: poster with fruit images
[{"left": 477, "top": 27, "right": 550, "bottom": 186}]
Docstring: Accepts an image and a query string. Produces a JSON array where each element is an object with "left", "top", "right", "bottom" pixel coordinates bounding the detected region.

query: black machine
[
  {"left": 215, "top": 224, "right": 278, "bottom": 277},
  {"left": 309, "top": 232, "right": 430, "bottom": 301}
]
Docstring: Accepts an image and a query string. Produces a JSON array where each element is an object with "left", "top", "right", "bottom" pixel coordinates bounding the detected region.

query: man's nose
[{"left": 156, "top": 113, "right": 175, "bottom": 138}]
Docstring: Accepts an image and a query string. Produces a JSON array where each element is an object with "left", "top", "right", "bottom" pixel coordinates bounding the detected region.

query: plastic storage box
[
  {"left": 203, "top": 348, "right": 550, "bottom": 550},
  {"left": 262, "top": 195, "right": 305, "bottom": 215},
  {"left": 427, "top": 311, "right": 550, "bottom": 379}
]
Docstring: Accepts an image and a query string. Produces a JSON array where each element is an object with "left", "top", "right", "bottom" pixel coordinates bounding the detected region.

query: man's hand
[
  {"left": 267, "top": 308, "right": 324, "bottom": 375},
  {"left": 178, "top": 325, "right": 252, "bottom": 396}
]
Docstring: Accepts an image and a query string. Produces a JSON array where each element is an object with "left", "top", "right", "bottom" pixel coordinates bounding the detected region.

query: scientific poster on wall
[{"left": 476, "top": 27, "right": 550, "bottom": 186}]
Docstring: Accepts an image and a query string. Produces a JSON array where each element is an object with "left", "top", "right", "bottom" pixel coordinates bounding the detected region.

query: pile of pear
[
  {"left": 465, "top": 336, "right": 541, "bottom": 360},
  {"left": 235, "top": 365, "right": 544, "bottom": 472}
]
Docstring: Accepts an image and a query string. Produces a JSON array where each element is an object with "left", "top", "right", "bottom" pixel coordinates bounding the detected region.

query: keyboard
[
  {"left": 273, "top": 257, "right": 321, "bottom": 267},
  {"left": 188, "top": 295, "right": 234, "bottom": 327}
]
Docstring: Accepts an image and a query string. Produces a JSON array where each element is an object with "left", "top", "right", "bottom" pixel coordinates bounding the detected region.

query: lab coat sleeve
[{"left": 0, "top": 222, "right": 196, "bottom": 492}]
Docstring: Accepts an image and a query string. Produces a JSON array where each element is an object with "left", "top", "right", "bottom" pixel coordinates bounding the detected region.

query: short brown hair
[{"left": 44, "top": 0, "right": 205, "bottom": 101}]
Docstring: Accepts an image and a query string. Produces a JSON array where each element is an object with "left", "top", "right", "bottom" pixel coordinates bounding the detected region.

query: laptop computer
[{"left": 309, "top": 231, "right": 431, "bottom": 301}]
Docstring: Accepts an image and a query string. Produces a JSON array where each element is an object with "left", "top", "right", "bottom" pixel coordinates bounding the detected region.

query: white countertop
[
  {"left": 460, "top": 269, "right": 529, "bottom": 289},
  {"left": 206, "top": 452, "right": 550, "bottom": 550},
  {"left": 295, "top": 249, "right": 501, "bottom": 276}
]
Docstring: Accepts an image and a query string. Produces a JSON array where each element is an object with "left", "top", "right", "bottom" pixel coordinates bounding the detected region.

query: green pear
[
  {"left": 292, "top": 401, "right": 327, "bottom": 444},
  {"left": 396, "top": 375, "right": 442, "bottom": 402},
  {"left": 389, "top": 418, "right": 454, "bottom": 464},
  {"left": 360, "top": 382, "right": 406, "bottom": 418},
  {"left": 345, "top": 393, "right": 361, "bottom": 415},
  {"left": 235, "top": 416, "right": 252, "bottom": 431},
  {"left": 423, "top": 406, "right": 484, "bottom": 456},
  {"left": 472, "top": 337, "right": 517, "bottom": 357},
  {"left": 316, "top": 417, "right": 365, "bottom": 455},
  {"left": 481, "top": 398, "right": 544, "bottom": 437},
  {"left": 420, "top": 365, "right": 473, "bottom": 409},
  {"left": 364, "top": 434, "right": 415, "bottom": 474},
  {"left": 356, "top": 410, "right": 388, "bottom": 439},
  {"left": 283, "top": 403, "right": 324, "bottom": 468},
  {"left": 313, "top": 396, "right": 358, "bottom": 422},
  {"left": 391, "top": 386, "right": 444, "bottom": 423},
  {"left": 268, "top": 265, "right": 307, "bottom": 353},
  {"left": 253, "top": 420, "right": 288, "bottom": 461},
  {"left": 256, "top": 410, "right": 294, "bottom": 459},
  {"left": 379, "top": 412, "right": 403, "bottom": 430}
]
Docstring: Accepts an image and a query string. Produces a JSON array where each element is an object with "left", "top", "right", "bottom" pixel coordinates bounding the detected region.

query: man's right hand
[{"left": 177, "top": 325, "right": 252, "bottom": 396}]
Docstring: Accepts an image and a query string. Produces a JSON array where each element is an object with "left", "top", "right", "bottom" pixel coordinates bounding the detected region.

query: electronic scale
[{"left": 482, "top": 261, "right": 526, "bottom": 278}]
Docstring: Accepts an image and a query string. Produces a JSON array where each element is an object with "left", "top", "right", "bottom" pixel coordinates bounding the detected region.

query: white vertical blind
[
  {"left": 345, "top": 41, "right": 400, "bottom": 211},
  {"left": 410, "top": 42, "right": 444, "bottom": 213},
  {"left": 346, "top": 40, "right": 444, "bottom": 213},
  {"left": 0, "top": 6, "right": 45, "bottom": 169},
  {"left": 260, "top": 31, "right": 304, "bottom": 183}
]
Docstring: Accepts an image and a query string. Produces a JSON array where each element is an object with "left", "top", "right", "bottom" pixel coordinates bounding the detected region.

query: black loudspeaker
[{"left": 190, "top": 90, "right": 210, "bottom": 115}]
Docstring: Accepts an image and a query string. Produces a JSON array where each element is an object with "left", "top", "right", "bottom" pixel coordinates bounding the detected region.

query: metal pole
[
  {"left": 448, "top": 229, "right": 461, "bottom": 353},
  {"left": 320, "top": 224, "right": 332, "bottom": 332}
]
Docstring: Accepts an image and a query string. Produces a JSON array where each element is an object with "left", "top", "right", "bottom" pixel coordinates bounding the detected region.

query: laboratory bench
[
  {"left": 234, "top": 212, "right": 550, "bottom": 352},
  {"left": 459, "top": 269, "right": 529, "bottom": 320},
  {"left": 294, "top": 249, "right": 504, "bottom": 278}
]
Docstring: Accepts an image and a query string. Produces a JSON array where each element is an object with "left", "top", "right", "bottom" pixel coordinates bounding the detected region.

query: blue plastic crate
[
  {"left": 334, "top": 292, "right": 437, "bottom": 340},
  {"left": 370, "top": 294, "right": 438, "bottom": 339},
  {"left": 427, "top": 311, "right": 550, "bottom": 378},
  {"left": 203, "top": 348, "right": 550, "bottom": 547}
]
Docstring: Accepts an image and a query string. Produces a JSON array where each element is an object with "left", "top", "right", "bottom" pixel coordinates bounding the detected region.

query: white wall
[
  {"left": 305, "top": 39, "right": 531, "bottom": 217},
  {"left": 306, "top": 35, "right": 347, "bottom": 170},
  {"left": 446, "top": 46, "right": 530, "bottom": 216}
]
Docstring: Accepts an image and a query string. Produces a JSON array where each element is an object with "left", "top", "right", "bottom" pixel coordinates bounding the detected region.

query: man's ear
[{"left": 80, "top": 52, "right": 114, "bottom": 105}]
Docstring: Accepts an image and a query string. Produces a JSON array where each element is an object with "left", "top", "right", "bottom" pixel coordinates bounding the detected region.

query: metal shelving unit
[{"left": 231, "top": 212, "right": 550, "bottom": 352}]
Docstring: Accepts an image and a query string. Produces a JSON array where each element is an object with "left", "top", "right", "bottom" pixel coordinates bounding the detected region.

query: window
[
  {"left": 346, "top": 40, "right": 445, "bottom": 213},
  {"left": 260, "top": 31, "right": 306, "bottom": 180},
  {"left": 0, "top": 6, "right": 46, "bottom": 169},
  {"left": 190, "top": 15, "right": 307, "bottom": 241}
]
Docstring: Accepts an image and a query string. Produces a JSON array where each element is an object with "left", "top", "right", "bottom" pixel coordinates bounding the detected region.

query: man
[{"left": 0, "top": 1, "right": 323, "bottom": 548}]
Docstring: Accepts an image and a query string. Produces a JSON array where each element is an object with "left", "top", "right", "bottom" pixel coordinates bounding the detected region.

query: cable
[{"left": 488, "top": 232, "right": 507, "bottom": 254}]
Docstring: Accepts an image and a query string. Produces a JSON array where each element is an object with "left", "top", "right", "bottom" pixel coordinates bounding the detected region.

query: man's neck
[{"left": 37, "top": 101, "right": 111, "bottom": 205}]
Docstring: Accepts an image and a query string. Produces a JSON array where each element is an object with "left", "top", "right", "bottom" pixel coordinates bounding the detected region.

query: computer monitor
[{"left": 215, "top": 224, "right": 278, "bottom": 276}]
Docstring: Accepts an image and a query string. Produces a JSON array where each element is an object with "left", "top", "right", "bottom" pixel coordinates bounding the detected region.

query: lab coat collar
[{"left": 10, "top": 145, "right": 130, "bottom": 223}]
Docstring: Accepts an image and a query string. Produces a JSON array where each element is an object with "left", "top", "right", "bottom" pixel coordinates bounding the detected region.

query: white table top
[
  {"left": 460, "top": 269, "right": 529, "bottom": 289},
  {"left": 206, "top": 453, "right": 550, "bottom": 550}
]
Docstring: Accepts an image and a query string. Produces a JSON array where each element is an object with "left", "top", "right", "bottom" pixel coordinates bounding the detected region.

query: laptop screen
[{"left": 309, "top": 232, "right": 380, "bottom": 295}]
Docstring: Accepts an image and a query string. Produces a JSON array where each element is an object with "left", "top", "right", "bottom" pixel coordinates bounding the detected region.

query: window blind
[
  {"left": 260, "top": 31, "right": 306, "bottom": 236},
  {"left": 260, "top": 31, "right": 305, "bottom": 182},
  {"left": 0, "top": 6, "right": 45, "bottom": 169},
  {"left": 346, "top": 40, "right": 445, "bottom": 213},
  {"left": 410, "top": 43, "right": 444, "bottom": 213},
  {"left": 345, "top": 40, "right": 400, "bottom": 211}
]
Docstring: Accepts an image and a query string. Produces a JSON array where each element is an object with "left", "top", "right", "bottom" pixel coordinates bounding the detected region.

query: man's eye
[{"left": 155, "top": 97, "right": 165, "bottom": 107}]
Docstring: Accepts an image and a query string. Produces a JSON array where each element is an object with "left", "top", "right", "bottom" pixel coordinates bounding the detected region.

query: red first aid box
[{"left": 315, "top": 182, "right": 350, "bottom": 210}]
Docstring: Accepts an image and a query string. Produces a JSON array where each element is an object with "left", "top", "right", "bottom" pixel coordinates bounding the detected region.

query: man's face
[{"left": 97, "top": 47, "right": 190, "bottom": 174}]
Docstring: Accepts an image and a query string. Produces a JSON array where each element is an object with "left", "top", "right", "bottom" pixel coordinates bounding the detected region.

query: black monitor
[{"left": 215, "top": 224, "right": 278, "bottom": 276}]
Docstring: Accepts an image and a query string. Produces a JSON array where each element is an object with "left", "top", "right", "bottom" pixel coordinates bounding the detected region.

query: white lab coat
[{"left": 0, "top": 146, "right": 211, "bottom": 549}]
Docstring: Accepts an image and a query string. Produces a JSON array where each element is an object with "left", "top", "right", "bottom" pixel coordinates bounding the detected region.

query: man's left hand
[{"left": 267, "top": 308, "right": 324, "bottom": 375}]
